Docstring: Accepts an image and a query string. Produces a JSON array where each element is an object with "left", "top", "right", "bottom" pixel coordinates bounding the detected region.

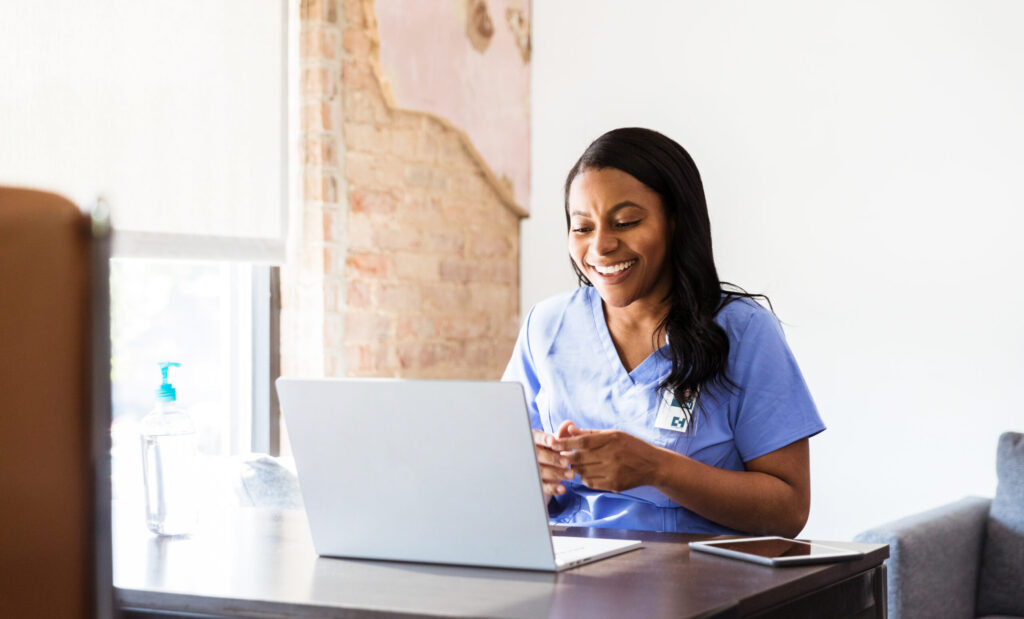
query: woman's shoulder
[
  {"left": 715, "top": 295, "right": 780, "bottom": 340},
  {"left": 521, "top": 287, "right": 593, "bottom": 343},
  {"left": 526, "top": 287, "right": 591, "bottom": 325}
]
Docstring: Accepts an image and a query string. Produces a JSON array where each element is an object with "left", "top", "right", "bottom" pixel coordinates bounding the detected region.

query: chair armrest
[{"left": 854, "top": 496, "right": 991, "bottom": 619}]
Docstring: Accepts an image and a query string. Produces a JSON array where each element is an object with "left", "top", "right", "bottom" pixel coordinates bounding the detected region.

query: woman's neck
[
  {"left": 603, "top": 296, "right": 668, "bottom": 336},
  {"left": 601, "top": 294, "right": 671, "bottom": 372}
]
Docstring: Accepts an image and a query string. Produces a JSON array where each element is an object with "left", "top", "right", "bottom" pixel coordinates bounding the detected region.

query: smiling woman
[
  {"left": 567, "top": 168, "right": 671, "bottom": 316},
  {"left": 503, "top": 128, "right": 825, "bottom": 536}
]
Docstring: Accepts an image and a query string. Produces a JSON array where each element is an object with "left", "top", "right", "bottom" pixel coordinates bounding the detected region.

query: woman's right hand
[{"left": 533, "top": 420, "right": 578, "bottom": 498}]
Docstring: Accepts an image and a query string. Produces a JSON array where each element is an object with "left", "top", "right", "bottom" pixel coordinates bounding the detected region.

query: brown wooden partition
[{"left": 0, "top": 187, "right": 113, "bottom": 618}]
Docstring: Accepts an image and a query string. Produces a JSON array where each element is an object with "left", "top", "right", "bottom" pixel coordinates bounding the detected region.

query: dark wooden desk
[{"left": 113, "top": 505, "right": 888, "bottom": 618}]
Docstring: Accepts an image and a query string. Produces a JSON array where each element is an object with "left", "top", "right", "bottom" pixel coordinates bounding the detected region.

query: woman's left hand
[{"left": 555, "top": 424, "right": 664, "bottom": 493}]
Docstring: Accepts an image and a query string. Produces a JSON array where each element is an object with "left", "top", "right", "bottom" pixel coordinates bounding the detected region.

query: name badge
[{"left": 654, "top": 387, "right": 698, "bottom": 433}]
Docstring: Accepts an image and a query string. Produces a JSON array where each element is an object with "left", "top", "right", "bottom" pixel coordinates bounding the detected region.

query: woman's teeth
[{"left": 592, "top": 260, "right": 636, "bottom": 275}]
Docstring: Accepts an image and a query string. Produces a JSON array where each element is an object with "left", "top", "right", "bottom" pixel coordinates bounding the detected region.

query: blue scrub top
[{"left": 502, "top": 286, "right": 825, "bottom": 534}]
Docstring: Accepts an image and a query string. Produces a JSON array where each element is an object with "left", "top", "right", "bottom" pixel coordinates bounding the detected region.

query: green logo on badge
[{"left": 657, "top": 387, "right": 698, "bottom": 434}]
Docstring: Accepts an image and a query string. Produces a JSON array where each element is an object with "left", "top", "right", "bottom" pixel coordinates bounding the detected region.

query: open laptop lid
[{"left": 276, "top": 378, "right": 559, "bottom": 571}]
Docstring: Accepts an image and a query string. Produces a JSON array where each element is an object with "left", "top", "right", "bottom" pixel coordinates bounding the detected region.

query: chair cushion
[{"left": 976, "top": 432, "right": 1024, "bottom": 616}]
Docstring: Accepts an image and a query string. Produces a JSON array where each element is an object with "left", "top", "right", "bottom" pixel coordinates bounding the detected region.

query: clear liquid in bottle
[
  {"left": 141, "top": 423, "right": 198, "bottom": 535},
  {"left": 140, "top": 362, "right": 198, "bottom": 535}
]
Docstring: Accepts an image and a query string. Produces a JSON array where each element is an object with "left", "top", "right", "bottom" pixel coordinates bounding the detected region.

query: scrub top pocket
[{"left": 623, "top": 385, "right": 689, "bottom": 452}]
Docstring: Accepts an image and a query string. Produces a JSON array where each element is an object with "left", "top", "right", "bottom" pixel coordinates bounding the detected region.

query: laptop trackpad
[{"left": 552, "top": 535, "right": 642, "bottom": 569}]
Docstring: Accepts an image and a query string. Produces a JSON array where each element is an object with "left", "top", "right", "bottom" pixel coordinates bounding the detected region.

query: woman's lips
[{"left": 589, "top": 259, "right": 637, "bottom": 281}]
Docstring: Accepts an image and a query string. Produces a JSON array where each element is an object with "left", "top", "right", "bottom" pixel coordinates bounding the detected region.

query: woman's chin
[{"left": 595, "top": 288, "right": 637, "bottom": 309}]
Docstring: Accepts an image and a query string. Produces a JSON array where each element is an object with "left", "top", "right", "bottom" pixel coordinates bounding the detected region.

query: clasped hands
[{"left": 533, "top": 420, "right": 663, "bottom": 497}]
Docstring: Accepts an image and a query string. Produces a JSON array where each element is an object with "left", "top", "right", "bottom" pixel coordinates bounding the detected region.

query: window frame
[{"left": 251, "top": 265, "right": 281, "bottom": 455}]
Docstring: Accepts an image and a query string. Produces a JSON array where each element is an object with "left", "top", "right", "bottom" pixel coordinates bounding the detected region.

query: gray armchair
[{"left": 855, "top": 432, "right": 1024, "bottom": 619}]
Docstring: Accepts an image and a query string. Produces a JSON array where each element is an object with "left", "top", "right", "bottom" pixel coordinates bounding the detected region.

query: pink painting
[{"left": 374, "top": 0, "right": 531, "bottom": 211}]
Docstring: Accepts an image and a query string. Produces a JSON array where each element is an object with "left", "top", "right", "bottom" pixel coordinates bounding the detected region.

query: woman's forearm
[{"left": 649, "top": 447, "right": 808, "bottom": 537}]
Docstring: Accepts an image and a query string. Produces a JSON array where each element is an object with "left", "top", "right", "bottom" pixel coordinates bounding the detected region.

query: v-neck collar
[{"left": 585, "top": 286, "right": 668, "bottom": 389}]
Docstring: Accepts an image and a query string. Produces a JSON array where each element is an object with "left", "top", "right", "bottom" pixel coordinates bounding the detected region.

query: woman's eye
[
  {"left": 616, "top": 220, "right": 641, "bottom": 228},
  {"left": 571, "top": 226, "right": 592, "bottom": 234}
]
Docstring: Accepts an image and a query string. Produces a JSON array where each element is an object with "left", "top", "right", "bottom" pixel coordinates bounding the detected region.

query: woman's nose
[{"left": 593, "top": 226, "right": 618, "bottom": 254}]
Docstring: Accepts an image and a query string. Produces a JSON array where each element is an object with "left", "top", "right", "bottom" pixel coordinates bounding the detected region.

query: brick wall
[{"left": 282, "top": 0, "right": 524, "bottom": 382}]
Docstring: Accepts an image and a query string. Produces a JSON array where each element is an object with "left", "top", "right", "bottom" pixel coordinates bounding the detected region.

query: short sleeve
[
  {"left": 502, "top": 305, "right": 543, "bottom": 431},
  {"left": 728, "top": 308, "right": 825, "bottom": 462}
]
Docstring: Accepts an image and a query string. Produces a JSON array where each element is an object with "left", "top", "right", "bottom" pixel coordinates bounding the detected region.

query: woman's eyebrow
[
  {"left": 608, "top": 201, "right": 645, "bottom": 213},
  {"left": 570, "top": 201, "right": 646, "bottom": 218}
]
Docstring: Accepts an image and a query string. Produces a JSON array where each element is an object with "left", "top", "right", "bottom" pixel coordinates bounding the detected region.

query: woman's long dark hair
[{"left": 564, "top": 127, "right": 769, "bottom": 399}]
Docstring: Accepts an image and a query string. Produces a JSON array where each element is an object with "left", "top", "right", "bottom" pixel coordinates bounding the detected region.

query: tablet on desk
[{"left": 689, "top": 537, "right": 864, "bottom": 567}]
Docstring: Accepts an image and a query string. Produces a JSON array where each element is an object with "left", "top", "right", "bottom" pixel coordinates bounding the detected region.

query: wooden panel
[
  {"left": 0, "top": 187, "right": 94, "bottom": 618},
  {"left": 750, "top": 568, "right": 880, "bottom": 618}
]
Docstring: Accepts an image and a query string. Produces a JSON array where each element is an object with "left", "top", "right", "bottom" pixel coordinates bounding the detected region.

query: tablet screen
[{"left": 704, "top": 538, "right": 837, "bottom": 558}]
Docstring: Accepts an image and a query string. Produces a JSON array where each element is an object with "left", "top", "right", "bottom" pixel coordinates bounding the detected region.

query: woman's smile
[{"left": 589, "top": 258, "right": 637, "bottom": 277}]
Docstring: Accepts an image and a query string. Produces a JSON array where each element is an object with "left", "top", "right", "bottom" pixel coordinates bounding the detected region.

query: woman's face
[{"left": 567, "top": 167, "right": 672, "bottom": 310}]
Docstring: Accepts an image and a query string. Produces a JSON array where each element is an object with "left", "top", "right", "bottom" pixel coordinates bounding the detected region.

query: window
[
  {"left": 2, "top": 1, "right": 296, "bottom": 505},
  {"left": 108, "top": 259, "right": 276, "bottom": 501}
]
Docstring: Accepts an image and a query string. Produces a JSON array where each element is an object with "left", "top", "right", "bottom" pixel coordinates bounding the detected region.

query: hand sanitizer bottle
[{"left": 140, "top": 362, "right": 199, "bottom": 535}]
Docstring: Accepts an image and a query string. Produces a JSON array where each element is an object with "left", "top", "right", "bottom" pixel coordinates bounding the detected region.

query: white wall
[{"left": 526, "top": 0, "right": 1024, "bottom": 540}]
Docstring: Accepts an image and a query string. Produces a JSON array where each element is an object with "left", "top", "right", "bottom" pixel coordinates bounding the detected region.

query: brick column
[
  {"left": 280, "top": 0, "right": 343, "bottom": 378},
  {"left": 283, "top": 0, "right": 523, "bottom": 383}
]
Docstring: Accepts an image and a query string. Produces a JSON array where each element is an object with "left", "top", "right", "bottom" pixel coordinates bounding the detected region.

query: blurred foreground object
[{"left": 0, "top": 187, "right": 114, "bottom": 618}]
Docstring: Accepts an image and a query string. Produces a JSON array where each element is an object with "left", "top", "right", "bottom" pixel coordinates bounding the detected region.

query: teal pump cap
[{"left": 156, "top": 362, "right": 181, "bottom": 402}]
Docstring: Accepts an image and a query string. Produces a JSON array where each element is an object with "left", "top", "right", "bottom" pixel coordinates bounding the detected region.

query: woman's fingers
[
  {"left": 535, "top": 444, "right": 568, "bottom": 467},
  {"left": 539, "top": 464, "right": 571, "bottom": 495},
  {"left": 533, "top": 429, "right": 574, "bottom": 495},
  {"left": 556, "top": 420, "right": 592, "bottom": 439},
  {"left": 543, "top": 482, "right": 566, "bottom": 495},
  {"left": 535, "top": 426, "right": 604, "bottom": 498},
  {"left": 539, "top": 462, "right": 575, "bottom": 480},
  {"left": 566, "top": 422, "right": 593, "bottom": 437},
  {"left": 539, "top": 464, "right": 569, "bottom": 493},
  {"left": 533, "top": 429, "right": 562, "bottom": 449},
  {"left": 557, "top": 432, "right": 610, "bottom": 452},
  {"left": 555, "top": 420, "right": 575, "bottom": 439},
  {"left": 536, "top": 447, "right": 573, "bottom": 485}
]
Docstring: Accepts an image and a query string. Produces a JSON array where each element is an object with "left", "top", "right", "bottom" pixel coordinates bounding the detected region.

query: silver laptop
[{"left": 276, "top": 378, "right": 642, "bottom": 571}]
